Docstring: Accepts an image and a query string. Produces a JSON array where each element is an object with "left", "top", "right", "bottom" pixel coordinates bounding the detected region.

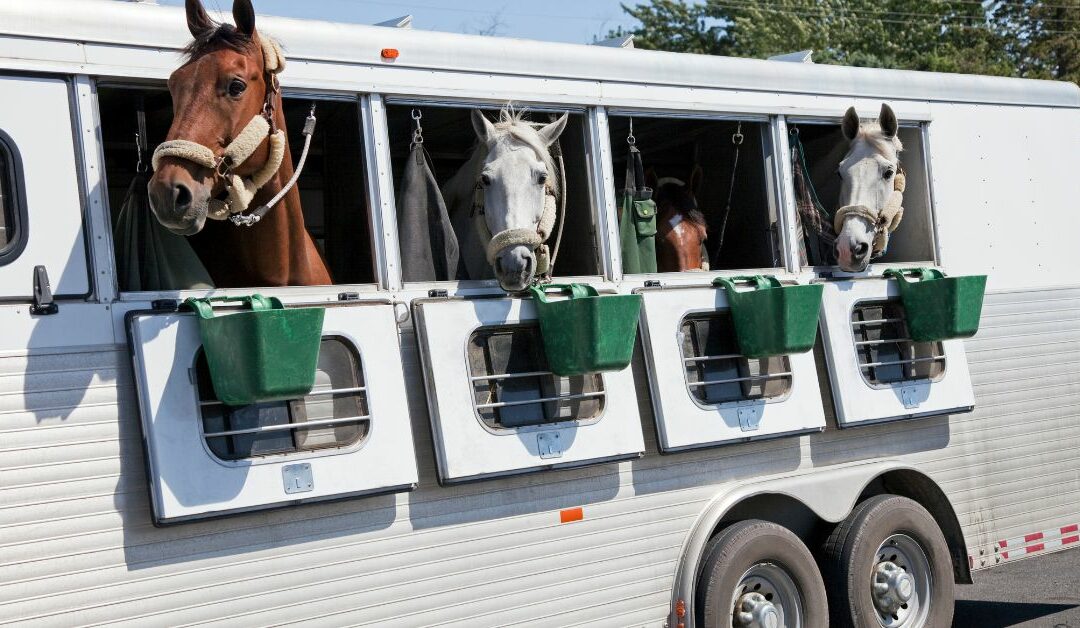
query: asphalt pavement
[{"left": 954, "top": 547, "right": 1080, "bottom": 627}]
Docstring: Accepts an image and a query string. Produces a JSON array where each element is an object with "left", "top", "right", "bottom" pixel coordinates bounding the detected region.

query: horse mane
[
  {"left": 856, "top": 121, "right": 904, "bottom": 156},
  {"left": 484, "top": 106, "right": 559, "bottom": 190},
  {"left": 182, "top": 23, "right": 255, "bottom": 61}
]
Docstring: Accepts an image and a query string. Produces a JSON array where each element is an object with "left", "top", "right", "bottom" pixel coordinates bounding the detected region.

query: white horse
[
  {"left": 442, "top": 107, "right": 568, "bottom": 291},
  {"left": 834, "top": 103, "right": 904, "bottom": 272}
]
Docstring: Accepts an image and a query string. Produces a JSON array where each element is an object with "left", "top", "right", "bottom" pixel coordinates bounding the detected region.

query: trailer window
[
  {"left": 607, "top": 115, "right": 782, "bottom": 273},
  {"left": 386, "top": 103, "right": 601, "bottom": 283},
  {"left": 790, "top": 122, "right": 935, "bottom": 267},
  {"left": 0, "top": 131, "right": 26, "bottom": 264},
  {"left": 680, "top": 312, "right": 792, "bottom": 405},
  {"left": 468, "top": 324, "right": 604, "bottom": 429},
  {"left": 196, "top": 337, "right": 369, "bottom": 460},
  {"left": 97, "top": 86, "right": 376, "bottom": 290},
  {"left": 851, "top": 300, "right": 945, "bottom": 386}
]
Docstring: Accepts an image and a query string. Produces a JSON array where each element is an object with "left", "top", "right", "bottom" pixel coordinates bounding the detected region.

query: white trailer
[{"left": 0, "top": 1, "right": 1078, "bottom": 626}]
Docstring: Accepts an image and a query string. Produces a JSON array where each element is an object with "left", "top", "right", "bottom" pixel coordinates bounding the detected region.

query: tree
[{"left": 613, "top": 0, "right": 1077, "bottom": 82}]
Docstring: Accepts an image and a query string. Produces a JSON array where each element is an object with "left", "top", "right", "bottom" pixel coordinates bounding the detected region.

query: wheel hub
[
  {"left": 872, "top": 561, "right": 915, "bottom": 614},
  {"left": 734, "top": 591, "right": 780, "bottom": 628}
]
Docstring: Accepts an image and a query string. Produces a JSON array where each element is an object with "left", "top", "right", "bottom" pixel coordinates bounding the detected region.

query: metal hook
[
  {"left": 789, "top": 125, "right": 800, "bottom": 136},
  {"left": 627, "top": 117, "right": 636, "bottom": 146},
  {"left": 134, "top": 132, "right": 148, "bottom": 173},
  {"left": 410, "top": 108, "right": 424, "bottom": 148},
  {"left": 732, "top": 121, "right": 744, "bottom": 146}
]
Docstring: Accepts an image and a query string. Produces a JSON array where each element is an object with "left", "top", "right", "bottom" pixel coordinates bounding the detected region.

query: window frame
[
  {"left": 380, "top": 96, "right": 606, "bottom": 292},
  {"left": 603, "top": 108, "right": 789, "bottom": 280},
  {"left": 0, "top": 128, "right": 29, "bottom": 266},
  {"left": 194, "top": 335, "right": 373, "bottom": 464},
  {"left": 678, "top": 309, "right": 795, "bottom": 410},
  {"left": 849, "top": 298, "right": 947, "bottom": 390},
  {"left": 466, "top": 322, "right": 607, "bottom": 435},
  {"left": 781, "top": 116, "right": 940, "bottom": 275}
]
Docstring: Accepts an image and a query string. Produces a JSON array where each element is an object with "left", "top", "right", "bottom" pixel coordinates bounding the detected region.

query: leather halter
[{"left": 833, "top": 166, "right": 907, "bottom": 258}]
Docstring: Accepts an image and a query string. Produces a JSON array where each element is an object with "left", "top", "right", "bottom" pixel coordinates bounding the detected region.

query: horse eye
[
  {"left": 538, "top": 173, "right": 548, "bottom": 185},
  {"left": 228, "top": 79, "right": 247, "bottom": 98},
  {"left": 883, "top": 169, "right": 894, "bottom": 180},
  {"left": 480, "top": 174, "right": 492, "bottom": 187}
]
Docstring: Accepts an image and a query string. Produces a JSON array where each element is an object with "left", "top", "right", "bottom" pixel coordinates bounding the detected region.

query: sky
[{"left": 157, "top": 0, "right": 640, "bottom": 45}]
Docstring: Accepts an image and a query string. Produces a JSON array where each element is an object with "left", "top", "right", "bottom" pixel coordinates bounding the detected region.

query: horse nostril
[
  {"left": 173, "top": 183, "right": 192, "bottom": 210},
  {"left": 494, "top": 257, "right": 504, "bottom": 275},
  {"left": 854, "top": 242, "right": 870, "bottom": 258}
]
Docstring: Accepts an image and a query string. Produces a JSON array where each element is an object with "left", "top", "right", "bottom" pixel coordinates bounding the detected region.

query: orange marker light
[
  {"left": 559, "top": 507, "right": 584, "bottom": 523},
  {"left": 675, "top": 599, "right": 686, "bottom": 618},
  {"left": 381, "top": 48, "right": 400, "bottom": 60}
]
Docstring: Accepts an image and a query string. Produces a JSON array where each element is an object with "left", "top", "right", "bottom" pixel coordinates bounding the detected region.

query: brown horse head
[
  {"left": 653, "top": 167, "right": 709, "bottom": 272},
  {"left": 147, "top": 0, "right": 330, "bottom": 287}
]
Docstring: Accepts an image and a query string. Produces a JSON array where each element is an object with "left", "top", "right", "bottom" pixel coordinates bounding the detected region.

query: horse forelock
[
  {"left": 182, "top": 23, "right": 256, "bottom": 61},
  {"left": 485, "top": 107, "right": 558, "bottom": 187},
  {"left": 855, "top": 121, "right": 903, "bottom": 158}
]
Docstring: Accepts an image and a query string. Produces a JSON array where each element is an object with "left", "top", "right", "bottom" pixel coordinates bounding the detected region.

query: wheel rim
[
  {"left": 730, "top": 562, "right": 804, "bottom": 628},
  {"left": 871, "top": 534, "right": 932, "bottom": 627}
]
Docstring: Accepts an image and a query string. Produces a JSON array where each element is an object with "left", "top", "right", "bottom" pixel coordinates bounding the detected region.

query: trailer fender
[{"left": 669, "top": 459, "right": 967, "bottom": 627}]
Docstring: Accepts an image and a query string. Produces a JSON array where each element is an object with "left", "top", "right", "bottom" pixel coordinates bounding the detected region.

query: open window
[
  {"left": 128, "top": 302, "right": 417, "bottom": 524},
  {"left": 788, "top": 120, "right": 935, "bottom": 268},
  {"left": 385, "top": 102, "right": 601, "bottom": 283},
  {"left": 97, "top": 86, "right": 376, "bottom": 292},
  {"left": 413, "top": 296, "right": 643, "bottom": 483},
  {"left": 637, "top": 285, "right": 826, "bottom": 452},
  {"left": 818, "top": 279, "right": 974, "bottom": 427},
  {"left": 606, "top": 114, "right": 783, "bottom": 274}
]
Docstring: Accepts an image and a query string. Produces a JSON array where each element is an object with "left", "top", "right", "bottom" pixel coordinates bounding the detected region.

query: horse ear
[
  {"left": 842, "top": 106, "right": 860, "bottom": 141},
  {"left": 689, "top": 165, "right": 703, "bottom": 196},
  {"left": 185, "top": 0, "right": 213, "bottom": 37},
  {"left": 471, "top": 109, "right": 496, "bottom": 144},
  {"left": 233, "top": 0, "right": 256, "bottom": 36},
  {"left": 879, "top": 103, "right": 898, "bottom": 139},
  {"left": 537, "top": 112, "right": 569, "bottom": 147}
]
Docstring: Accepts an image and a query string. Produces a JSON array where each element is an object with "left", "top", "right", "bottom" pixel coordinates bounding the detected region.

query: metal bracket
[
  {"left": 428, "top": 289, "right": 449, "bottom": 298},
  {"left": 900, "top": 385, "right": 920, "bottom": 409},
  {"left": 537, "top": 431, "right": 564, "bottom": 459},
  {"left": 738, "top": 406, "right": 762, "bottom": 432},
  {"left": 30, "top": 266, "right": 58, "bottom": 316},
  {"left": 282, "top": 463, "right": 314, "bottom": 494}
]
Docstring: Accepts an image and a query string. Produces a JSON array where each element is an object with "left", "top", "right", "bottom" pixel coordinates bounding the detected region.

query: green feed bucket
[
  {"left": 185, "top": 295, "right": 325, "bottom": 406},
  {"left": 884, "top": 268, "right": 987, "bottom": 342},
  {"left": 712, "top": 275, "right": 824, "bottom": 359},
  {"left": 528, "top": 284, "right": 642, "bottom": 377}
]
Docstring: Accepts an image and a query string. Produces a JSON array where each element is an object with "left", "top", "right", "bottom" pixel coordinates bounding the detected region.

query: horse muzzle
[
  {"left": 147, "top": 164, "right": 212, "bottom": 236},
  {"left": 493, "top": 245, "right": 536, "bottom": 292}
]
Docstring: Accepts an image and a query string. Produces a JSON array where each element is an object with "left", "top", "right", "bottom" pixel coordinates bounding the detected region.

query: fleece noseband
[{"left": 833, "top": 167, "right": 906, "bottom": 258}]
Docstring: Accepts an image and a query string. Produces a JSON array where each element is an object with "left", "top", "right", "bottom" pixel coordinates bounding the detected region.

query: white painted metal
[
  {"left": 638, "top": 286, "right": 826, "bottom": 451},
  {"left": 413, "top": 297, "right": 644, "bottom": 483},
  {"left": 0, "top": 75, "right": 89, "bottom": 298},
  {"left": 128, "top": 303, "right": 418, "bottom": 523},
  {"left": 818, "top": 279, "right": 975, "bottom": 426}
]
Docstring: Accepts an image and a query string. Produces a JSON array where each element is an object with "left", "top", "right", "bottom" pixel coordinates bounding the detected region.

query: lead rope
[
  {"left": 230, "top": 103, "right": 317, "bottom": 227},
  {"left": 542, "top": 114, "right": 568, "bottom": 282},
  {"left": 711, "top": 122, "right": 743, "bottom": 268}
]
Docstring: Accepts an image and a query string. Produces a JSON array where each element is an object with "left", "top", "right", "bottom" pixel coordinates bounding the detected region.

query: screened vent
[
  {"left": 679, "top": 312, "right": 792, "bottom": 405},
  {"left": 851, "top": 300, "right": 945, "bottom": 386},
  {"left": 197, "top": 337, "right": 370, "bottom": 460},
  {"left": 468, "top": 324, "right": 604, "bottom": 429}
]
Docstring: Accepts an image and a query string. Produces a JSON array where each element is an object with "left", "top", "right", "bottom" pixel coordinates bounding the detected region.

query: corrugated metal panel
[{"left": 1, "top": 285, "right": 1077, "bottom": 624}]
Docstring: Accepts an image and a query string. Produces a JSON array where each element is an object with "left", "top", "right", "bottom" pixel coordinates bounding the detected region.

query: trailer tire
[
  {"left": 822, "top": 494, "right": 954, "bottom": 628},
  {"left": 695, "top": 519, "right": 828, "bottom": 628}
]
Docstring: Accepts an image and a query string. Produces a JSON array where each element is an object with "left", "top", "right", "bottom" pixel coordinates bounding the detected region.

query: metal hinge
[{"left": 30, "top": 266, "right": 58, "bottom": 316}]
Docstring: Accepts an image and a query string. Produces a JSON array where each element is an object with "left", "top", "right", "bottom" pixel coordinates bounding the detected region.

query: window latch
[{"left": 30, "top": 265, "right": 58, "bottom": 316}]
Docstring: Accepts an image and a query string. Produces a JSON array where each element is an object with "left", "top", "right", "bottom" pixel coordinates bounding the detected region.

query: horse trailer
[{"left": 0, "top": 1, "right": 1078, "bottom": 626}]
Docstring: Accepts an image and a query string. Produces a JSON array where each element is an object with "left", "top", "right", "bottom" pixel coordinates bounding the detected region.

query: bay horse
[
  {"left": 147, "top": 0, "right": 331, "bottom": 287},
  {"left": 652, "top": 168, "right": 709, "bottom": 272},
  {"left": 442, "top": 107, "right": 568, "bottom": 291},
  {"left": 834, "top": 103, "right": 905, "bottom": 272}
]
